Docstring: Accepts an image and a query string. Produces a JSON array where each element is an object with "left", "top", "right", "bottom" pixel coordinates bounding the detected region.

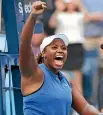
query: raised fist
[{"left": 31, "top": 1, "right": 47, "bottom": 15}]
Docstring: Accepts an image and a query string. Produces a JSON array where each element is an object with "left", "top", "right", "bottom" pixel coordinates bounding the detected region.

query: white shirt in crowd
[{"left": 55, "top": 12, "right": 85, "bottom": 44}]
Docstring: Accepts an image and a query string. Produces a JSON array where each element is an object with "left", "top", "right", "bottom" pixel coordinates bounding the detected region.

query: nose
[{"left": 57, "top": 47, "right": 63, "bottom": 52}]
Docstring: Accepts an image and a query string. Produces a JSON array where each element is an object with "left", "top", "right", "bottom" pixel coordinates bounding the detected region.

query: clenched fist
[{"left": 31, "top": 1, "right": 47, "bottom": 15}]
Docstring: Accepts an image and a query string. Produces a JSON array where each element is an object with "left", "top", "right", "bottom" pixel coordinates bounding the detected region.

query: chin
[{"left": 54, "top": 65, "right": 63, "bottom": 70}]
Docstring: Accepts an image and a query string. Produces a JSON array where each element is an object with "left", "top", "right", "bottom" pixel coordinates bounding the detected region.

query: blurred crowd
[{"left": 31, "top": 0, "right": 103, "bottom": 113}]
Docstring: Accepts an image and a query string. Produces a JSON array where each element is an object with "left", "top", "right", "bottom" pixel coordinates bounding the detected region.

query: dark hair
[{"left": 36, "top": 53, "right": 43, "bottom": 64}]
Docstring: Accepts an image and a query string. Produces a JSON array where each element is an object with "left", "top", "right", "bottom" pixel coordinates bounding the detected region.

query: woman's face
[{"left": 43, "top": 39, "right": 68, "bottom": 72}]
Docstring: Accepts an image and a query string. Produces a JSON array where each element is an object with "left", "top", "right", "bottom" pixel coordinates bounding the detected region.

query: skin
[
  {"left": 19, "top": 1, "right": 101, "bottom": 115},
  {"left": 101, "top": 109, "right": 103, "bottom": 113},
  {"left": 42, "top": 39, "right": 68, "bottom": 74}
]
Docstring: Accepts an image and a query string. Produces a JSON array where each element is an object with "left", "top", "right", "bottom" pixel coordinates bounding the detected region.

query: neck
[
  {"left": 67, "top": 10, "right": 76, "bottom": 13},
  {"left": 44, "top": 63, "right": 59, "bottom": 75}
]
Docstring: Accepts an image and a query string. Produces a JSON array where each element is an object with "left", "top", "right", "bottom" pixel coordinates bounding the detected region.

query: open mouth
[
  {"left": 54, "top": 56, "right": 64, "bottom": 66},
  {"left": 55, "top": 56, "right": 63, "bottom": 60}
]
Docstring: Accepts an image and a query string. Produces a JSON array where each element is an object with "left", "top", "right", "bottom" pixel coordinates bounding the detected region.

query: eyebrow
[{"left": 50, "top": 44, "right": 66, "bottom": 46}]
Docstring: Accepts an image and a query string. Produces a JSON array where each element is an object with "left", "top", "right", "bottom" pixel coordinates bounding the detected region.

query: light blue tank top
[{"left": 23, "top": 64, "right": 72, "bottom": 115}]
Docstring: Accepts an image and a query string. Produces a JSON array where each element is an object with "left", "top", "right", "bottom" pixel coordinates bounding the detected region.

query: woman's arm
[
  {"left": 76, "top": 0, "right": 103, "bottom": 22},
  {"left": 48, "top": 10, "right": 59, "bottom": 28},
  {"left": 84, "top": 12, "right": 103, "bottom": 22},
  {"left": 49, "top": 0, "right": 65, "bottom": 28},
  {"left": 19, "top": 1, "right": 47, "bottom": 95},
  {"left": 19, "top": 13, "right": 38, "bottom": 77},
  {"left": 71, "top": 79, "right": 101, "bottom": 115}
]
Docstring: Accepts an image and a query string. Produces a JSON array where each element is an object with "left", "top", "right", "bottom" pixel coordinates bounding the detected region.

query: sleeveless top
[{"left": 23, "top": 64, "right": 72, "bottom": 115}]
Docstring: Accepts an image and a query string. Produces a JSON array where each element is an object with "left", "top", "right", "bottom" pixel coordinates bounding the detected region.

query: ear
[
  {"left": 42, "top": 51, "right": 47, "bottom": 59},
  {"left": 41, "top": 51, "right": 44, "bottom": 57}
]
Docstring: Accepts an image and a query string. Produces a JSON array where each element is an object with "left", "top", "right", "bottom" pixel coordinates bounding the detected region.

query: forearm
[
  {"left": 19, "top": 14, "right": 38, "bottom": 76},
  {"left": 71, "top": 79, "right": 102, "bottom": 115},
  {"left": 85, "top": 13, "right": 103, "bottom": 22},
  {"left": 49, "top": 0, "right": 65, "bottom": 28},
  {"left": 49, "top": 10, "right": 59, "bottom": 28},
  {"left": 20, "top": 14, "right": 37, "bottom": 48},
  {"left": 19, "top": 13, "right": 37, "bottom": 58}
]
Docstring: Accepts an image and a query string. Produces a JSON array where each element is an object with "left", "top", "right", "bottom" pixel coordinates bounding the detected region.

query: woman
[
  {"left": 49, "top": 0, "right": 103, "bottom": 93},
  {"left": 19, "top": 1, "right": 103, "bottom": 115}
]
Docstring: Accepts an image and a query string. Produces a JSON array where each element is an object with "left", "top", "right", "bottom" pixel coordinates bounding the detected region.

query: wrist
[{"left": 30, "top": 13, "right": 39, "bottom": 18}]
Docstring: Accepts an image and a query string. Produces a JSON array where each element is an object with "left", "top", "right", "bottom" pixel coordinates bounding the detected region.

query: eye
[
  {"left": 51, "top": 45, "right": 58, "bottom": 50},
  {"left": 62, "top": 46, "right": 67, "bottom": 50}
]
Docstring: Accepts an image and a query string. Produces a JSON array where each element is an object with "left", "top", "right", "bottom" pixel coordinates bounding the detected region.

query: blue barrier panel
[
  {"left": 2, "top": 0, "right": 44, "bottom": 54},
  {"left": 0, "top": 53, "right": 3, "bottom": 115},
  {"left": 11, "top": 66, "right": 23, "bottom": 115},
  {"left": 0, "top": 53, "right": 19, "bottom": 115},
  {"left": 2, "top": 0, "right": 19, "bottom": 54}
]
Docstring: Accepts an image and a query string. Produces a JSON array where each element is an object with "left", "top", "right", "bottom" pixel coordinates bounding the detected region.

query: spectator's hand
[
  {"left": 31, "top": 1, "right": 47, "bottom": 15},
  {"left": 55, "top": 0, "right": 66, "bottom": 11}
]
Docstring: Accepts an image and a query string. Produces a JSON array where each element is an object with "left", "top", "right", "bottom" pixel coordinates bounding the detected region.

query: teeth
[{"left": 56, "top": 56, "right": 63, "bottom": 58}]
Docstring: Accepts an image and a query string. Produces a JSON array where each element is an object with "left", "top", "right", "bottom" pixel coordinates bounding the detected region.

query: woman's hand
[{"left": 31, "top": 1, "right": 47, "bottom": 15}]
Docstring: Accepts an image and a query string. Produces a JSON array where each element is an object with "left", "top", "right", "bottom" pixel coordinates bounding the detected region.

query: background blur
[{"left": 0, "top": 0, "right": 103, "bottom": 115}]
